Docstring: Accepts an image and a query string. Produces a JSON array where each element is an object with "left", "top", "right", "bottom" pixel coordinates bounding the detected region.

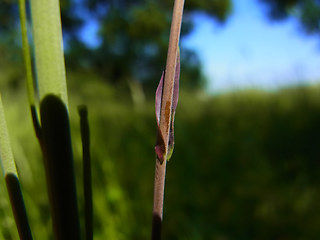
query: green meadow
[
  {"left": 1, "top": 75, "right": 320, "bottom": 239},
  {"left": 1, "top": 0, "right": 320, "bottom": 239}
]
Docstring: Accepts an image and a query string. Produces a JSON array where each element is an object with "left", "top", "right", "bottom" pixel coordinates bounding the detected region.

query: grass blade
[
  {"left": 28, "top": 1, "right": 80, "bottom": 238},
  {"left": 18, "top": 0, "right": 42, "bottom": 141},
  {"left": 5, "top": 173, "right": 33, "bottom": 240},
  {"left": 30, "top": 0, "right": 68, "bottom": 106},
  {"left": 0, "top": 95, "right": 33, "bottom": 240},
  {"left": 18, "top": 0, "right": 35, "bottom": 107},
  {"left": 40, "top": 95, "right": 81, "bottom": 240},
  {"left": 0, "top": 96, "right": 18, "bottom": 176},
  {"left": 78, "top": 105, "right": 93, "bottom": 240}
]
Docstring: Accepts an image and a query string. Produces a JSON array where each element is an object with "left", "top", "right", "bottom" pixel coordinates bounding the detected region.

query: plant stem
[
  {"left": 18, "top": 0, "right": 42, "bottom": 139},
  {"left": 78, "top": 106, "right": 93, "bottom": 240},
  {"left": 152, "top": 160, "right": 167, "bottom": 240},
  {"left": 152, "top": 0, "right": 185, "bottom": 239},
  {"left": 18, "top": 0, "right": 35, "bottom": 107}
]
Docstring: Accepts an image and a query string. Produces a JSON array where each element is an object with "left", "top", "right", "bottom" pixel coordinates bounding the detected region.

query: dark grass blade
[
  {"left": 78, "top": 105, "right": 93, "bottom": 240},
  {"left": 40, "top": 94, "right": 81, "bottom": 240},
  {"left": 5, "top": 173, "right": 33, "bottom": 240}
]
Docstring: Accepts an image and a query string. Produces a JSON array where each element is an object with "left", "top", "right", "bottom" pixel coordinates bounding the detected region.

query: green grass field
[{"left": 1, "top": 75, "right": 320, "bottom": 239}]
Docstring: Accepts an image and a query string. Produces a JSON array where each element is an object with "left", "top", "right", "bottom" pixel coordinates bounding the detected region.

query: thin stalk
[
  {"left": 18, "top": 0, "right": 41, "bottom": 139},
  {"left": 0, "top": 96, "right": 33, "bottom": 240},
  {"left": 78, "top": 106, "right": 93, "bottom": 240},
  {"left": 152, "top": 0, "right": 185, "bottom": 239},
  {"left": 18, "top": 0, "right": 35, "bottom": 107}
]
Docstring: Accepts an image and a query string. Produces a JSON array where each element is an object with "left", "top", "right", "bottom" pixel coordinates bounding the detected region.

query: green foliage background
[
  {"left": 1, "top": 73, "right": 320, "bottom": 239},
  {"left": 1, "top": 0, "right": 320, "bottom": 239}
]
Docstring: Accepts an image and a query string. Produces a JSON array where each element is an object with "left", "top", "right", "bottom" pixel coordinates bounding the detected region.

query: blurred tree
[
  {"left": 65, "top": 0, "right": 233, "bottom": 94},
  {"left": 0, "top": 0, "right": 232, "bottom": 94},
  {"left": 259, "top": 0, "right": 320, "bottom": 35},
  {"left": 0, "top": 0, "right": 24, "bottom": 89},
  {"left": 0, "top": 0, "right": 83, "bottom": 89},
  {"left": 0, "top": 0, "right": 17, "bottom": 35}
]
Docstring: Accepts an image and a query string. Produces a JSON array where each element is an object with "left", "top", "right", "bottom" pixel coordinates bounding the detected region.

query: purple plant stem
[{"left": 152, "top": 0, "right": 185, "bottom": 239}]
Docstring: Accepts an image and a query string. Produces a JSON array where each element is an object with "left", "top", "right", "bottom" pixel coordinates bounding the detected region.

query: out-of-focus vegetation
[
  {"left": 1, "top": 0, "right": 320, "bottom": 239},
  {"left": 0, "top": 0, "right": 232, "bottom": 95},
  {"left": 260, "top": 0, "right": 320, "bottom": 36},
  {"left": 1, "top": 74, "right": 320, "bottom": 239}
]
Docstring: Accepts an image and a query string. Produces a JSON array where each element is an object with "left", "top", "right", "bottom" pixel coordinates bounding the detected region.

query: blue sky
[
  {"left": 182, "top": 0, "right": 320, "bottom": 93},
  {"left": 79, "top": 0, "right": 320, "bottom": 93}
]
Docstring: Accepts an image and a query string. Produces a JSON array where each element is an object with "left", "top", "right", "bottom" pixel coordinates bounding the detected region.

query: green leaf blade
[
  {"left": 30, "top": 0, "right": 68, "bottom": 106},
  {"left": 0, "top": 95, "right": 18, "bottom": 176},
  {"left": 18, "top": 0, "right": 35, "bottom": 107}
]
